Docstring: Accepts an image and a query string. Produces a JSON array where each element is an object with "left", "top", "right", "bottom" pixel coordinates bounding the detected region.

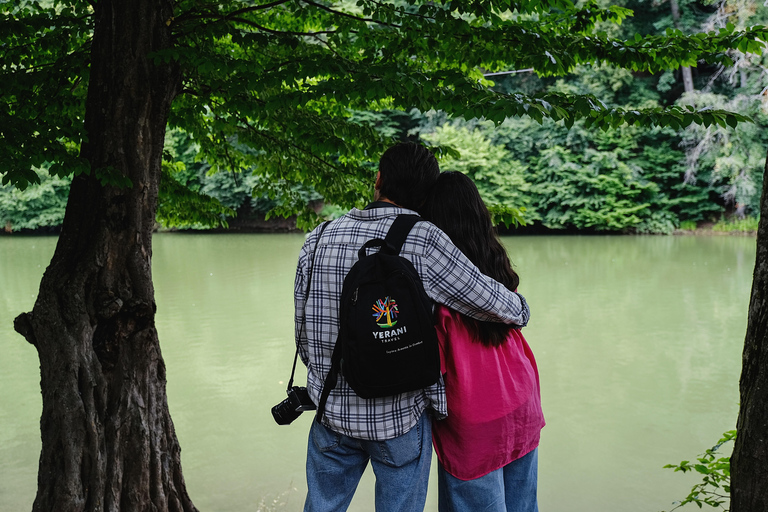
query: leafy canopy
[{"left": 2, "top": 0, "right": 766, "bottom": 226}]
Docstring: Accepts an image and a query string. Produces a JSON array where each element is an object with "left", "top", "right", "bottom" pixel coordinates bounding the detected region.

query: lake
[{"left": 0, "top": 232, "right": 754, "bottom": 511}]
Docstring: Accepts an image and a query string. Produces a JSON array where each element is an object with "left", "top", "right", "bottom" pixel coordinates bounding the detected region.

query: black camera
[{"left": 271, "top": 386, "right": 316, "bottom": 425}]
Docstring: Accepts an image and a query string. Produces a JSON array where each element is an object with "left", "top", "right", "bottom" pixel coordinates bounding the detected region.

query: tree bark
[
  {"left": 731, "top": 147, "right": 768, "bottom": 511},
  {"left": 13, "top": 0, "right": 195, "bottom": 510},
  {"left": 669, "top": 0, "right": 695, "bottom": 93},
  {"left": 680, "top": 63, "right": 695, "bottom": 93}
]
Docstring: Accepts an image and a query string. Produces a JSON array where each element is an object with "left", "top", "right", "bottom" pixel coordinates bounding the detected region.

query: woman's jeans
[
  {"left": 304, "top": 412, "right": 432, "bottom": 512},
  {"left": 437, "top": 448, "right": 539, "bottom": 512}
]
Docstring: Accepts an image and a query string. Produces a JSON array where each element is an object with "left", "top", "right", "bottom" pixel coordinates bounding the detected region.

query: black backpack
[{"left": 316, "top": 215, "right": 440, "bottom": 421}]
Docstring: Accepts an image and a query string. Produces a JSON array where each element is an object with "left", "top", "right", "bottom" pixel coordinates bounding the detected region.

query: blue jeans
[
  {"left": 304, "top": 412, "right": 432, "bottom": 512},
  {"left": 437, "top": 448, "right": 539, "bottom": 512}
]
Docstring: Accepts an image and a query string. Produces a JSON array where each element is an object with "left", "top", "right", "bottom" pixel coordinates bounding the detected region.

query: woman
[{"left": 420, "top": 171, "right": 545, "bottom": 512}]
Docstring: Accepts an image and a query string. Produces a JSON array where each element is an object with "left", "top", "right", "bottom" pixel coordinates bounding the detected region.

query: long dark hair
[{"left": 420, "top": 171, "right": 520, "bottom": 346}]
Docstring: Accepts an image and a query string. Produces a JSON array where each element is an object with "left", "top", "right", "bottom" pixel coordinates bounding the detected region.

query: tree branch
[
  {"left": 234, "top": 112, "right": 350, "bottom": 176},
  {"left": 227, "top": 17, "right": 340, "bottom": 36},
  {"left": 364, "top": 0, "right": 436, "bottom": 22},
  {"left": 173, "top": 12, "right": 339, "bottom": 37},
  {"left": 299, "top": 0, "right": 399, "bottom": 28},
  {"left": 174, "top": 0, "right": 292, "bottom": 23},
  {"left": 13, "top": 312, "right": 37, "bottom": 346},
  {"left": 309, "top": 34, "right": 349, "bottom": 62},
  {"left": 227, "top": 0, "right": 294, "bottom": 16}
]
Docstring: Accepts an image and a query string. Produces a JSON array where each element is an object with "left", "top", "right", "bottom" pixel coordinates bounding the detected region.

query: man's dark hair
[{"left": 378, "top": 142, "right": 440, "bottom": 210}]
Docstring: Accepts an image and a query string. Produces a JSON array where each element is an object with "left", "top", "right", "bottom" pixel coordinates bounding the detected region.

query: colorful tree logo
[{"left": 372, "top": 297, "right": 399, "bottom": 328}]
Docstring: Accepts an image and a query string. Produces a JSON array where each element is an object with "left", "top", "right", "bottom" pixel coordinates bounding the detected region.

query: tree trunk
[
  {"left": 12, "top": 0, "right": 195, "bottom": 510},
  {"left": 680, "top": 65, "right": 695, "bottom": 93},
  {"left": 731, "top": 147, "right": 768, "bottom": 511},
  {"left": 669, "top": 0, "right": 695, "bottom": 93}
]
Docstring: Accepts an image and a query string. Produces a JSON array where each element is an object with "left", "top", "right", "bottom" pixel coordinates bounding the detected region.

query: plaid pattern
[{"left": 294, "top": 204, "right": 530, "bottom": 441}]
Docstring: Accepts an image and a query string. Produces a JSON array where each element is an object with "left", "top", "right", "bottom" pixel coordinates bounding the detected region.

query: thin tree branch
[
  {"left": 483, "top": 68, "right": 535, "bottom": 76},
  {"left": 227, "top": 0, "right": 294, "bottom": 16},
  {"left": 226, "top": 17, "right": 340, "bottom": 36},
  {"left": 238, "top": 116, "right": 351, "bottom": 176},
  {"left": 173, "top": 12, "right": 340, "bottom": 37},
  {"left": 200, "top": 96, "right": 352, "bottom": 176},
  {"left": 299, "top": 0, "right": 399, "bottom": 28},
  {"left": 174, "top": 0, "right": 292, "bottom": 23},
  {"left": 309, "top": 34, "right": 349, "bottom": 63},
  {"left": 364, "top": 0, "right": 436, "bottom": 21}
]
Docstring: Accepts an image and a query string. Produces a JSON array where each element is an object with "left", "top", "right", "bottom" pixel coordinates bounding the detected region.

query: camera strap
[
  {"left": 287, "top": 220, "right": 330, "bottom": 391},
  {"left": 286, "top": 345, "right": 301, "bottom": 390}
]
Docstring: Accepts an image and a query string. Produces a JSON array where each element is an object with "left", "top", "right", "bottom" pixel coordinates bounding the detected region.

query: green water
[{"left": 0, "top": 233, "right": 754, "bottom": 511}]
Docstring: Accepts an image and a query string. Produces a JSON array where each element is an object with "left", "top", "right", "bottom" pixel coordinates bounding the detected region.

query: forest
[{"left": 2, "top": 0, "right": 766, "bottom": 235}]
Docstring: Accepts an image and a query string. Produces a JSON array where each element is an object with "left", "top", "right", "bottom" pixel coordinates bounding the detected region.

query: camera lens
[{"left": 272, "top": 398, "right": 302, "bottom": 425}]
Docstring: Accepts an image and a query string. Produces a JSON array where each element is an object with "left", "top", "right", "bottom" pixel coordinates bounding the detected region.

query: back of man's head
[{"left": 378, "top": 142, "right": 440, "bottom": 210}]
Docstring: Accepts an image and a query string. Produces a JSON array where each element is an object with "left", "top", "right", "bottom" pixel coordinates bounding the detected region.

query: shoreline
[
  {"left": 1, "top": 214, "right": 759, "bottom": 237},
  {"left": 673, "top": 229, "right": 756, "bottom": 236},
  {"left": 1, "top": 226, "right": 757, "bottom": 237}
]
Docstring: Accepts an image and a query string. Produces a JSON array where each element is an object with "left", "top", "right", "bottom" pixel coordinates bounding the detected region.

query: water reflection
[{"left": 0, "top": 233, "right": 754, "bottom": 511}]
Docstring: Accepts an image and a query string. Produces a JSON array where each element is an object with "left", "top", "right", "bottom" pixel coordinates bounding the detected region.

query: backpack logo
[{"left": 372, "top": 297, "right": 399, "bottom": 328}]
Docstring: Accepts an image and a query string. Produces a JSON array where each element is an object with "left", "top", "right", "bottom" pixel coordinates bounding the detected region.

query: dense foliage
[
  {"left": 2, "top": 0, "right": 766, "bottom": 233},
  {"left": 423, "top": 0, "right": 768, "bottom": 233},
  {"left": 396, "top": 0, "right": 765, "bottom": 233},
  {"left": 0, "top": 173, "right": 70, "bottom": 232}
]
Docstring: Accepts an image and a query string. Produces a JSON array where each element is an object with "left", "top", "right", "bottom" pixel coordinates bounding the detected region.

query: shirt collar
[
  {"left": 364, "top": 201, "right": 400, "bottom": 210},
  {"left": 348, "top": 204, "right": 420, "bottom": 220}
]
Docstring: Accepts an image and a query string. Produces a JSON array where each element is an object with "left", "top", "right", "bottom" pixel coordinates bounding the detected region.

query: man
[{"left": 294, "top": 142, "right": 530, "bottom": 512}]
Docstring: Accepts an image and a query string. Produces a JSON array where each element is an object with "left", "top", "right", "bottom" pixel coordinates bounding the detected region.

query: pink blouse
[{"left": 432, "top": 305, "right": 545, "bottom": 480}]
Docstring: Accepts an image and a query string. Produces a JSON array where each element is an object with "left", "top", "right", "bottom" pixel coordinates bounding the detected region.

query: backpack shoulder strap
[
  {"left": 315, "top": 343, "right": 341, "bottom": 423},
  {"left": 382, "top": 214, "right": 421, "bottom": 255}
]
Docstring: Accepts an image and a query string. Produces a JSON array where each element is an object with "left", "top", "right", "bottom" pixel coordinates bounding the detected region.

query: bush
[
  {"left": 662, "top": 431, "right": 735, "bottom": 511},
  {"left": 712, "top": 216, "right": 759, "bottom": 233},
  {"left": 0, "top": 173, "right": 70, "bottom": 232}
]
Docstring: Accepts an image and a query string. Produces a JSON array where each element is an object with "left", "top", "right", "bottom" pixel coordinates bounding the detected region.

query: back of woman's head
[{"left": 421, "top": 171, "right": 520, "bottom": 346}]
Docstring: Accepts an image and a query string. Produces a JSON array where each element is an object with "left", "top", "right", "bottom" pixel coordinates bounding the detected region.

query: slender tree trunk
[
  {"left": 680, "top": 62, "right": 695, "bottom": 93},
  {"left": 13, "top": 0, "right": 195, "bottom": 510},
  {"left": 669, "top": 0, "right": 695, "bottom": 93},
  {"left": 731, "top": 147, "right": 768, "bottom": 511}
]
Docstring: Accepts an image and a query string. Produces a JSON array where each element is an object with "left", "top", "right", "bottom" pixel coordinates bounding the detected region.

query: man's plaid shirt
[{"left": 294, "top": 204, "right": 530, "bottom": 441}]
